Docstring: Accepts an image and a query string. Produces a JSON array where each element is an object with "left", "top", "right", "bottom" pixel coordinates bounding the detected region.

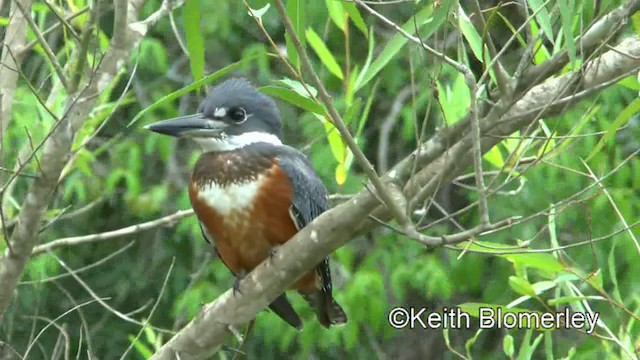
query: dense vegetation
[{"left": 1, "top": 0, "right": 639, "bottom": 359}]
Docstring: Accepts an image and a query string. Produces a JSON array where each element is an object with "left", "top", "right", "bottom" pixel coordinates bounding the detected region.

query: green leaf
[
  {"left": 529, "top": 20, "right": 551, "bottom": 64},
  {"left": 438, "top": 72, "right": 470, "bottom": 124},
  {"left": 558, "top": 0, "right": 576, "bottom": 67},
  {"left": 286, "top": 0, "right": 305, "bottom": 68},
  {"left": 517, "top": 329, "right": 544, "bottom": 360},
  {"left": 617, "top": 75, "right": 640, "bottom": 90},
  {"left": 548, "top": 295, "right": 604, "bottom": 306},
  {"left": 247, "top": 3, "right": 270, "bottom": 21},
  {"left": 454, "top": 240, "right": 527, "bottom": 254},
  {"left": 586, "top": 97, "right": 640, "bottom": 161},
  {"left": 496, "top": 12, "right": 526, "bottom": 47},
  {"left": 183, "top": 0, "right": 205, "bottom": 83},
  {"left": 356, "top": 3, "right": 449, "bottom": 91},
  {"left": 305, "top": 28, "right": 344, "bottom": 80},
  {"left": 457, "top": 303, "right": 533, "bottom": 317},
  {"left": 128, "top": 335, "right": 153, "bottom": 358},
  {"left": 504, "top": 335, "right": 515, "bottom": 358},
  {"left": 343, "top": 2, "right": 368, "bottom": 37},
  {"left": 259, "top": 86, "right": 324, "bottom": 114},
  {"left": 527, "top": 0, "right": 554, "bottom": 44},
  {"left": 325, "top": 0, "right": 346, "bottom": 31},
  {"left": 509, "top": 276, "right": 537, "bottom": 297},
  {"left": 458, "top": 5, "right": 483, "bottom": 61},
  {"left": 356, "top": 80, "right": 379, "bottom": 138},
  {"left": 536, "top": 120, "right": 556, "bottom": 158},
  {"left": 321, "top": 116, "right": 346, "bottom": 162},
  {"left": 503, "top": 253, "right": 565, "bottom": 273},
  {"left": 354, "top": 27, "right": 375, "bottom": 91},
  {"left": 484, "top": 145, "right": 504, "bottom": 168},
  {"left": 633, "top": 12, "right": 640, "bottom": 36},
  {"left": 128, "top": 59, "right": 251, "bottom": 127},
  {"left": 277, "top": 78, "right": 318, "bottom": 98}
]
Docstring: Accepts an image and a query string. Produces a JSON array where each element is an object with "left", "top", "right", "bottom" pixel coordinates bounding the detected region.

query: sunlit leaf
[
  {"left": 277, "top": 78, "right": 318, "bottom": 98},
  {"left": 247, "top": 3, "right": 270, "bottom": 21},
  {"left": 356, "top": 3, "right": 450, "bottom": 91},
  {"left": 527, "top": 0, "right": 554, "bottom": 44},
  {"left": 509, "top": 276, "right": 537, "bottom": 297},
  {"left": 502, "top": 253, "right": 565, "bottom": 273},
  {"left": 458, "top": 5, "right": 483, "bottom": 61},
  {"left": 306, "top": 28, "right": 344, "bottom": 80},
  {"left": 325, "top": 0, "right": 346, "bottom": 31},
  {"left": 286, "top": 0, "right": 305, "bottom": 68},
  {"left": 484, "top": 145, "right": 504, "bottom": 168},
  {"left": 183, "top": 0, "right": 205, "bottom": 83},
  {"left": 558, "top": 0, "right": 577, "bottom": 67},
  {"left": 503, "top": 335, "right": 515, "bottom": 358},
  {"left": 343, "top": 2, "right": 368, "bottom": 37},
  {"left": 128, "top": 334, "right": 153, "bottom": 358}
]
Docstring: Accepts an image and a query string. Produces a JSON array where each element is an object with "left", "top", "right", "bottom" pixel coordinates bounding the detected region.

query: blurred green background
[{"left": 1, "top": 0, "right": 639, "bottom": 359}]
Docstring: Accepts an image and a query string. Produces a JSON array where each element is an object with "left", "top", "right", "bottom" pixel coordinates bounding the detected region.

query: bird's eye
[{"left": 229, "top": 108, "right": 247, "bottom": 123}]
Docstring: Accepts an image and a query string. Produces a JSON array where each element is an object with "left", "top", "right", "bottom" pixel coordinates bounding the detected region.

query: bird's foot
[{"left": 233, "top": 270, "right": 247, "bottom": 296}]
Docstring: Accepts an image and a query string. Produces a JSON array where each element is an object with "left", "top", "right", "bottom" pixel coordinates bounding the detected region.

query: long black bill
[{"left": 144, "top": 114, "right": 215, "bottom": 137}]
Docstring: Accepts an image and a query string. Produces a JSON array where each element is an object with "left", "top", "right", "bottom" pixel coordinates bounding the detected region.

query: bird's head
[{"left": 144, "top": 78, "right": 283, "bottom": 151}]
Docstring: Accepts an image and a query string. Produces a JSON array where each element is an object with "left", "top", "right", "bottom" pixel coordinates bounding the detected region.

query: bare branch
[
  {"left": 31, "top": 210, "right": 194, "bottom": 256},
  {"left": 12, "top": 0, "right": 70, "bottom": 90},
  {"left": 0, "top": 0, "right": 33, "bottom": 153}
]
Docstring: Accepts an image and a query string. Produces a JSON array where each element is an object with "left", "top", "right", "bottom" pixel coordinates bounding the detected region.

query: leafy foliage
[{"left": 2, "top": 0, "right": 639, "bottom": 359}]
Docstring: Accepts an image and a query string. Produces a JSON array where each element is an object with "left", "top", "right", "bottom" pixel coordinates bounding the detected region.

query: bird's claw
[
  {"left": 233, "top": 270, "right": 247, "bottom": 296},
  {"left": 268, "top": 245, "right": 281, "bottom": 264}
]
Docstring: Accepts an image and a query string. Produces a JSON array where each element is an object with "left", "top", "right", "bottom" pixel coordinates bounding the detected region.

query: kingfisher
[{"left": 144, "top": 78, "right": 347, "bottom": 329}]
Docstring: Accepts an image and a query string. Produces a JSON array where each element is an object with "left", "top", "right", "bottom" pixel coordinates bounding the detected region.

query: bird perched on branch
[{"left": 145, "top": 78, "right": 347, "bottom": 328}]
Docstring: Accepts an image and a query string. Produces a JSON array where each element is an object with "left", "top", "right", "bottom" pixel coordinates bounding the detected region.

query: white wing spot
[{"left": 197, "top": 175, "right": 266, "bottom": 216}]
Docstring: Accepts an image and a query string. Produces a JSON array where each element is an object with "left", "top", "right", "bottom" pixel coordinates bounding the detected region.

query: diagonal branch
[{"left": 149, "top": 34, "right": 640, "bottom": 360}]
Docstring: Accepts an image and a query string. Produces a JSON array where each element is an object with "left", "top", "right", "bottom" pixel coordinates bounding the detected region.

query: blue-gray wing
[
  {"left": 276, "top": 146, "right": 328, "bottom": 229},
  {"left": 277, "top": 147, "right": 346, "bottom": 327}
]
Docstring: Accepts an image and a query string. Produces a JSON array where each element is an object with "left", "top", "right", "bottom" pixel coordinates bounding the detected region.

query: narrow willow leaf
[
  {"left": 558, "top": 0, "right": 577, "bottom": 67},
  {"left": 357, "top": 3, "right": 450, "bottom": 91},
  {"left": 286, "top": 0, "right": 305, "bottom": 68},
  {"left": 527, "top": 0, "right": 554, "bottom": 44},
  {"left": 325, "top": 0, "right": 346, "bottom": 31},
  {"left": 343, "top": 2, "right": 368, "bottom": 37},
  {"left": 128, "top": 59, "right": 252, "bottom": 126},
  {"left": 306, "top": 28, "right": 344, "bottom": 80},
  {"left": 183, "top": 0, "right": 204, "bottom": 83},
  {"left": 259, "top": 86, "right": 324, "bottom": 114},
  {"left": 458, "top": 5, "right": 483, "bottom": 61}
]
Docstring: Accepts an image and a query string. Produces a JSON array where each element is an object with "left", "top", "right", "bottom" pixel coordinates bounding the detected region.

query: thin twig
[
  {"left": 273, "top": 0, "right": 411, "bottom": 227},
  {"left": 31, "top": 209, "right": 194, "bottom": 256},
  {"left": 13, "top": 0, "right": 70, "bottom": 90}
]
